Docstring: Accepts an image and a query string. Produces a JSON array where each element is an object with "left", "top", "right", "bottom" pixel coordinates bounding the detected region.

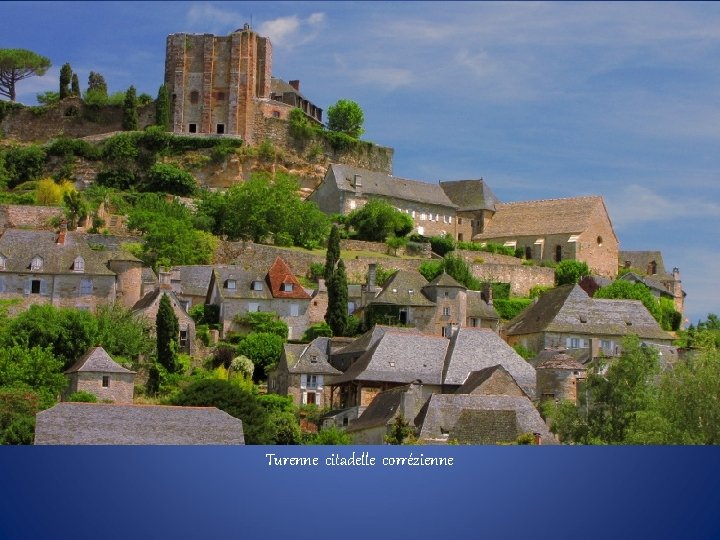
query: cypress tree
[
  {"left": 325, "top": 259, "right": 349, "bottom": 336},
  {"left": 324, "top": 223, "right": 341, "bottom": 281},
  {"left": 71, "top": 73, "right": 80, "bottom": 96},
  {"left": 59, "top": 63, "right": 72, "bottom": 99},
  {"left": 155, "top": 84, "right": 171, "bottom": 130},
  {"left": 122, "top": 85, "right": 138, "bottom": 131},
  {"left": 87, "top": 71, "right": 107, "bottom": 96},
  {"left": 156, "top": 293, "right": 180, "bottom": 373}
]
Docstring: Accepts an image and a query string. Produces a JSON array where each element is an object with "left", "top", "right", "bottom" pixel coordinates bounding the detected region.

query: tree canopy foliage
[
  {"left": 0, "top": 48, "right": 51, "bottom": 102},
  {"left": 554, "top": 260, "right": 590, "bottom": 286},
  {"left": 327, "top": 99, "right": 364, "bottom": 138},
  {"left": 346, "top": 199, "right": 413, "bottom": 242}
]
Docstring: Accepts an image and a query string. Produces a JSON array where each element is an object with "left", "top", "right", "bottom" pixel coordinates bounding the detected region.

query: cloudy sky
[{"left": 4, "top": 1, "right": 720, "bottom": 324}]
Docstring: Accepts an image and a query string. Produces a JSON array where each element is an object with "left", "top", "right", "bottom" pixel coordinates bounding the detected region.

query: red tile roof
[{"left": 266, "top": 257, "right": 311, "bottom": 299}]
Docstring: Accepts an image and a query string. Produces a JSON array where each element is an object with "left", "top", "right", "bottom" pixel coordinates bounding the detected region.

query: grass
[{"left": 278, "top": 245, "right": 423, "bottom": 260}]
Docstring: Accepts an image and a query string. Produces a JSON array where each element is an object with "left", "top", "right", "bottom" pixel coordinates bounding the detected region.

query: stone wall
[
  {"left": 65, "top": 371, "right": 135, "bottom": 403},
  {"left": 1, "top": 97, "right": 155, "bottom": 142},
  {"left": 471, "top": 264, "right": 555, "bottom": 297},
  {"left": 0, "top": 205, "right": 64, "bottom": 230},
  {"left": 340, "top": 239, "right": 431, "bottom": 258}
]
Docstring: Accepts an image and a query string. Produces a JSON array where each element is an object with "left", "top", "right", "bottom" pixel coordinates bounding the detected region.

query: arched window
[
  {"left": 31, "top": 256, "right": 43, "bottom": 271},
  {"left": 555, "top": 245, "right": 562, "bottom": 263}
]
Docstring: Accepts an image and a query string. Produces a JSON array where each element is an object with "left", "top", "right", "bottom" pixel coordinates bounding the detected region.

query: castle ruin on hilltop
[{"left": 164, "top": 24, "right": 323, "bottom": 143}]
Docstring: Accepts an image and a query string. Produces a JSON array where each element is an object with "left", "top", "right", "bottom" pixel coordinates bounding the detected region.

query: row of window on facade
[
  {"left": 245, "top": 302, "right": 301, "bottom": 316},
  {"left": 224, "top": 279, "right": 294, "bottom": 292},
  {"left": 0, "top": 278, "right": 93, "bottom": 295},
  {"left": 396, "top": 208, "right": 453, "bottom": 224}
]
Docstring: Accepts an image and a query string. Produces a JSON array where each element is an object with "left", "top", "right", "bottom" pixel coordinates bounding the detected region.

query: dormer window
[
  {"left": 281, "top": 282, "right": 293, "bottom": 292},
  {"left": 73, "top": 256, "right": 85, "bottom": 272},
  {"left": 31, "top": 256, "right": 43, "bottom": 272},
  {"left": 251, "top": 280, "right": 264, "bottom": 291},
  {"left": 225, "top": 279, "right": 236, "bottom": 290},
  {"left": 310, "top": 355, "right": 318, "bottom": 364}
]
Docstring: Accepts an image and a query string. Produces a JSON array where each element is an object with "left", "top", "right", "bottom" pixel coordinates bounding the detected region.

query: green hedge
[{"left": 493, "top": 298, "right": 533, "bottom": 320}]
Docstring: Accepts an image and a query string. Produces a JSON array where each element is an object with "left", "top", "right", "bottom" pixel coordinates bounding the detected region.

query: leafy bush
[
  {"left": 302, "top": 322, "right": 333, "bottom": 342},
  {"left": 347, "top": 199, "right": 413, "bottom": 242},
  {"left": 555, "top": 260, "right": 591, "bottom": 286},
  {"left": 4, "top": 145, "right": 46, "bottom": 187},
  {"left": 235, "top": 312, "right": 289, "bottom": 339},
  {"left": 493, "top": 298, "right": 533, "bottom": 320},
  {"left": 236, "top": 332, "right": 285, "bottom": 381},
  {"left": 308, "top": 262, "right": 325, "bottom": 282},
  {"left": 289, "top": 107, "right": 314, "bottom": 140},
  {"left": 430, "top": 234, "right": 456, "bottom": 256},
  {"left": 144, "top": 162, "right": 197, "bottom": 196},
  {"left": 46, "top": 137, "right": 101, "bottom": 160},
  {"left": 513, "top": 344, "right": 535, "bottom": 361},
  {"left": 304, "top": 426, "right": 352, "bottom": 445},
  {"left": 96, "top": 168, "right": 137, "bottom": 190},
  {"left": 68, "top": 391, "right": 98, "bottom": 403}
]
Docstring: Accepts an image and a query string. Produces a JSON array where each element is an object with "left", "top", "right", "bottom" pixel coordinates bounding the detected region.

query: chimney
[
  {"left": 56, "top": 221, "right": 67, "bottom": 245},
  {"left": 158, "top": 267, "right": 172, "bottom": 290},
  {"left": 482, "top": 283, "right": 493, "bottom": 306},
  {"left": 289, "top": 80, "right": 300, "bottom": 91},
  {"left": 533, "top": 432, "right": 542, "bottom": 445},
  {"left": 367, "top": 263, "right": 377, "bottom": 290}
]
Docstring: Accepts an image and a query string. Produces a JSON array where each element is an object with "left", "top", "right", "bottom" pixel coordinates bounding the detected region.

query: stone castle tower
[{"left": 164, "top": 24, "right": 272, "bottom": 143}]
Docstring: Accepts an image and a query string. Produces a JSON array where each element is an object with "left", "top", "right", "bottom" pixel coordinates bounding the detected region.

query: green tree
[
  {"left": 85, "top": 71, "right": 108, "bottom": 104},
  {"left": 419, "top": 255, "right": 481, "bottom": 290},
  {"left": 324, "top": 223, "right": 341, "bottom": 281},
  {"left": 155, "top": 84, "right": 171, "bottom": 130},
  {"left": 0, "top": 388, "right": 42, "bottom": 445},
  {"left": 0, "top": 345, "right": 67, "bottom": 399},
  {"left": 347, "top": 199, "right": 414, "bottom": 242},
  {"left": 94, "top": 303, "right": 154, "bottom": 364},
  {"left": 171, "top": 379, "right": 273, "bottom": 444},
  {"left": 144, "top": 162, "right": 197, "bottom": 196},
  {"left": 327, "top": 99, "right": 364, "bottom": 138},
  {"left": 305, "top": 426, "right": 352, "bottom": 445},
  {"left": 234, "top": 312, "right": 288, "bottom": 339},
  {"left": 236, "top": 332, "right": 285, "bottom": 381},
  {"left": 385, "top": 415, "right": 416, "bottom": 444},
  {"left": 0, "top": 48, "right": 51, "bottom": 102},
  {"left": 59, "top": 63, "right": 72, "bottom": 100},
  {"left": 71, "top": 73, "right": 80, "bottom": 96},
  {"left": 429, "top": 234, "right": 456, "bottom": 256},
  {"left": 156, "top": 293, "right": 180, "bottom": 373},
  {"left": 122, "top": 85, "right": 138, "bottom": 130},
  {"left": 554, "top": 260, "right": 590, "bottom": 286},
  {"left": 302, "top": 322, "right": 333, "bottom": 342},
  {"left": 36, "top": 91, "right": 60, "bottom": 105},
  {"left": 595, "top": 280, "right": 662, "bottom": 325},
  {"left": 62, "top": 189, "right": 88, "bottom": 230},
  {"left": 326, "top": 259, "right": 349, "bottom": 337}
]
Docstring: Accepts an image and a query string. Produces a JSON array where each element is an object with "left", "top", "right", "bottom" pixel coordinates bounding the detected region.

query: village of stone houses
[{"left": 0, "top": 25, "right": 717, "bottom": 446}]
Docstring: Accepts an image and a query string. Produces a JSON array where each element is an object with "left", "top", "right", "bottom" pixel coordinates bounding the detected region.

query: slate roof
[
  {"left": 327, "top": 164, "right": 457, "bottom": 209},
  {"left": 427, "top": 272, "right": 466, "bottom": 289},
  {"left": 345, "top": 384, "right": 417, "bottom": 432},
  {"left": 267, "top": 257, "right": 311, "bottom": 299},
  {"left": 132, "top": 288, "right": 189, "bottom": 316},
  {"left": 370, "top": 270, "right": 435, "bottom": 307},
  {"left": 211, "top": 265, "right": 274, "bottom": 300},
  {"left": 141, "top": 267, "right": 158, "bottom": 287},
  {"left": 65, "top": 347, "right": 135, "bottom": 375},
  {"left": 439, "top": 179, "right": 500, "bottom": 212},
  {"left": 619, "top": 251, "right": 667, "bottom": 276},
  {"left": 282, "top": 338, "right": 341, "bottom": 375},
  {"left": 454, "top": 365, "right": 528, "bottom": 397},
  {"left": 172, "top": 265, "right": 214, "bottom": 297},
  {"left": 530, "top": 347, "right": 590, "bottom": 368},
  {"left": 474, "top": 196, "right": 608, "bottom": 239},
  {"left": 332, "top": 329, "right": 450, "bottom": 385},
  {"left": 536, "top": 351, "right": 586, "bottom": 371},
  {"left": 271, "top": 77, "right": 316, "bottom": 106},
  {"left": 442, "top": 328, "right": 537, "bottom": 397},
  {"left": 466, "top": 290, "right": 500, "bottom": 320},
  {"left": 332, "top": 325, "right": 418, "bottom": 358},
  {"left": 0, "top": 228, "right": 138, "bottom": 276},
  {"left": 414, "top": 394, "right": 556, "bottom": 444},
  {"left": 620, "top": 272, "right": 673, "bottom": 297},
  {"left": 504, "top": 284, "right": 671, "bottom": 341},
  {"left": 449, "top": 409, "right": 520, "bottom": 445},
  {"left": 34, "top": 403, "right": 245, "bottom": 445}
]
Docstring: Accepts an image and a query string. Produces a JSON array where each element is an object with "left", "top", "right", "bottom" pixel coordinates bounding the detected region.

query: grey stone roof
[
  {"left": 141, "top": 267, "right": 158, "bottom": 286},
  {"left": 619, "top": 272, "right": 673, "bottom": 297},
  {"left": 0, "top": 228, "right": 137, "bottom": 276},
  {"left": 475, "top": 196, "right": 610, "bottom": 239},
  {"left": 345, "top": 384, "right": 414, "bottom": 432},
  {"left": 172, "top": 265, "right": 214, "bottom": 297},
  {"left": 504, "top": 284, "right": 671, "bottom": 341},
  {"left": 466, "top": 290, "right": 500, "bottom": 320},
  {"left": 443, "top": 328, "right": 536, "bottom": 397},
  {"left": 427, "top": 272, "right": 466, "bottom": 289},
  {"left": 328, "top": 164, "right": 457, "bottom": 209},
  {"left": 333, "top": 325, "right": 417, "bottom": 358},
  {"left": 370, "top": 270, "right": 436, "bottom": 307},
  {"left": 34, "top": 403, "right": 245, "bottom": 445},
  {"left": 415, "top": 394, "right": 556, "bottom": 444},
  {"left": 454, "top": 365, "right": 528, "bottom": 397},
  {"left": 212, "top": 265, "right": 274, "bottom": 300},
  {"left": 619, "top": 251, "right": 667, "bottom": 276},
  {"left": 332, "top": 329, "right": 450, "bottom": 385},
  {"left": 283, "top": 338, "right": 341, "bottom": 375},
  {"left": 536, "top": 351, "right": 586, "bottom": 371},
  {"left": 65, "top": 347, "right": 135, "bottom": 374},
  {"left": 439, "top": 179, "right": 500, "bottom": 212},
  {"left": 132, "top": 288, "right": 188, "bottom": 315}
]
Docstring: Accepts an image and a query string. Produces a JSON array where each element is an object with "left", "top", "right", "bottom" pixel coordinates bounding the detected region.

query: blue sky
[{"left": 3, "top": 1, "right": 720, "bottom": 324}]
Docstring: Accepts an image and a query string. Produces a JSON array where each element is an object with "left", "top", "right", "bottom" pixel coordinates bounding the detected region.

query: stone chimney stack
[
  {"left": 367, "top": 263, "right": 377, "bottom": 290},
  {"left": 56, "top": 221, "right": 67, "bottom": 245},
  {"left": 289, "top": 80, "right": 300, "bottom": 91},
  {"left": 158, "top": 267, "right": 172, "bottom": 290},
  {"left": 482, "top": 283, "right": 493, "bottom": 306}
]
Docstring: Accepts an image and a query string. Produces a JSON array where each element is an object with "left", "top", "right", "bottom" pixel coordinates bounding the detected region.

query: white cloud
[
  {"left": 258, "top": 13, "right": 326, "bottom": 48},
  {"left": 186, "top": 3, "right": 241, "bottom": 33},
  {"left": 607, "top": 184, "right": 720, "bottom": 229},
  {"left": 356, "top": 67, "right": 414, "bottom": 90},
  {"left": 15, "top": 72, "right": 58, "bottom": 105}
]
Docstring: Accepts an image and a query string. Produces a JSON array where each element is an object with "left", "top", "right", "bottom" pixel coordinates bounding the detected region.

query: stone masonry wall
[{"left": 0, "top": 205, "right": 65, "bottom": 230}]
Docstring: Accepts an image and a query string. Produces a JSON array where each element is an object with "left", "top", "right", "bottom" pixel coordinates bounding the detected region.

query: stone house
[
  {"left": 63, "top": 347, "right": 136, "bottom": 404},
  {"left": 329, "top": 326, "right": 536, "bottom": 414},
  {"left": 618, "top": 250, "right": 685, "bottom": 313},
  {"left": 268, "top": 337, "right": 342, "bottom": 408},
  {"left": 473, "top": 196, "right": 619, "bottom": 278},
  {"left": 359, "top": 269, "right": 498, "bottom": 336},
  {"left": 34, "top": 403, "right": 244, "bottom": 445},
  {"left": 438, "top": 179, "right": 500, "bottom": 241},
  {"left": 503, "top": 284, "right": 673, "bottom": 357},
  {"left": 0, "top": 228, "right": 143, "bottom": 314},
  {"left": 132, "top": 288, "right": 196, "bottom": 355},
  {"left": 206, "top": 257, "right": 312, "bottom": 340},
  {"left": 166, "top": 265, "right": 215, "bottom": 312},
  {"left": 534, "top": 350, "right": 587, "bottom": 404},
  {"left": 165, "top": 25, "right": 321, "bottom": 142}
]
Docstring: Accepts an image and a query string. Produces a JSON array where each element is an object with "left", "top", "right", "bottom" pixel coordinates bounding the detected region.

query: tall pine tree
[
  {"left": 122, "top": 85, "right": 138, "bottom": 131},
  {"left": 155, "top": 84, "right": 171, "bottom": 130},
  {"left": 326, "top": 259, "right": 349, "bottom": 336},
  {"left": 59, "top": 63, "right": 72, "bottom": 99},
  {"left": 324, "top": 223, "right": 340, "bottom": 281},
  {"left": 71, "top": 73, "right": 80, "bottom": 96},
  {"left": 156, "top": 293, "right": 180, "bottom": 373}
]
